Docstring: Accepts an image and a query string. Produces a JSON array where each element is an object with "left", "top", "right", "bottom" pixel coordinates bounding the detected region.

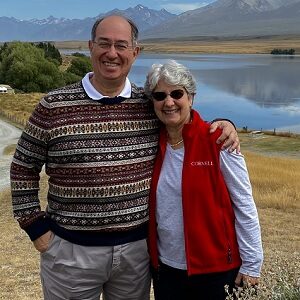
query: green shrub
[
  {"left": 67, "top": 56, "right": 92, "bottom": 77},
  {"left": 0, "top": 42, "right": 65, "bottom": 92},
  {"left": 271, "top": 48, "right": 295, "bottom": 55}
]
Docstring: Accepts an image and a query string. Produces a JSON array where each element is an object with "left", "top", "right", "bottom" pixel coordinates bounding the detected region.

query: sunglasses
[{"left": 151, "top": 89, "right": 185, "bottom": 101}]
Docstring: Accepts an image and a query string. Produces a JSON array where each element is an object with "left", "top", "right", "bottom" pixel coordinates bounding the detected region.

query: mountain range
[
  {"left": 1, "top": 0, "right": 300, "bottom": 42},
  {"left": 0, "top": 5, "right": 175, "bottom": 42}
]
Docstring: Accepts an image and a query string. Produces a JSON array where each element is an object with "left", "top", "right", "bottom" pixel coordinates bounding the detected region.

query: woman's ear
[{"left": 189, "top": 93, "right": 195, "bottom": 107}]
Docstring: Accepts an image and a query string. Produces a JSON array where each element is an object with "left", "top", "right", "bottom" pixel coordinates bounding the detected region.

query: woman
[{"left": 145, "top": 60, "right": 263, "bottom": 300}]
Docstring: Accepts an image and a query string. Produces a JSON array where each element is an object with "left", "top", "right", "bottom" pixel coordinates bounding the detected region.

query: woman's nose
[{"left": 164, "top": 95, "right": 176, "bottom": 105}]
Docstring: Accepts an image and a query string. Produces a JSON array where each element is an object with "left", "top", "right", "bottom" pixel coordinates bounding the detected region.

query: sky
[{"left": 1, "top": 0, "right": 216, "bottom": 20}]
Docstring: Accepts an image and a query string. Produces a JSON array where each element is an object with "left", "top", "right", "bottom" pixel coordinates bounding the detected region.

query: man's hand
[
  {"left": 33, "top": 231, "right": 53, "bottom": 253},
  {"left": 210, "top": 120, "right": 240, "bottom": 153},
  {"left": 235, "top": 272, "right": 259, "bottom": 287}
]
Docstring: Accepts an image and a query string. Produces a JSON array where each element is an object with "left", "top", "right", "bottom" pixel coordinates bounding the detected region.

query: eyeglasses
[
  {"left": 151, "top": 89, "right": 185, "bottom": 101},
  {"left": 93, "top": 39, "right": 134, "bottom": 52}
]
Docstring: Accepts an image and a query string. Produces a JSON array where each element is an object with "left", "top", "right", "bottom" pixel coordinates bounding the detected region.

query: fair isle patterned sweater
[{"left": 11, "top": 81, "right": 160, "bottom": 246}]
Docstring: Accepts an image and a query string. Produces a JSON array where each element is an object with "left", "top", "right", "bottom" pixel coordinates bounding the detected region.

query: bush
[
  {"left": 271, "top": 48, "right": 295, "bottom": 55},
  {"left": 225, "top": 251, "right": 300, "bottom": 299},
  {"left": 0, "top": 42, "right": 65, "bottom": 92},
  {"left": 62, "top": 71, "right": 82, "bottom": 85},
  {"left": 67, "top": 55, "right": 92, "bottom": 77},
  {"left": 72, "top": 52, "right": 87, "bottom": 57}
]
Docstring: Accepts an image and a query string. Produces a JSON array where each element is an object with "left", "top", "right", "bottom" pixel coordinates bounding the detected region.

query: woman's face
[{"left": 152, "top": 80, "right": 193, "bottom": 129}]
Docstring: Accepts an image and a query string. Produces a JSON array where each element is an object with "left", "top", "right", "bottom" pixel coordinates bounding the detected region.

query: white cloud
[{"left": 162, "top": 2, "right": 211, "bottom": 14}]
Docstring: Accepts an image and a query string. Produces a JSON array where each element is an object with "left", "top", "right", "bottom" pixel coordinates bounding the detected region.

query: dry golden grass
[
  {"left": 245, "top": 151, "right": 300, "bottom": 211},
  {"left": 59, "top": 54, "right": 74, "bottom": 71},
  {"left": 54, "top": 35, "right": 300, "bottom": 54},
  {"left": 239, "top": 132, "right": 300, "bottom": 158},
  {"left": 140, "top": 37, "right": 300, "bottom": 54},
  {"left": 243, "top": 151, "right": 300, "bottom": 253},
  {"left": 0, "top": 183, "right": 46, "bottom": 299},
  {"left": 2, "top": 144, "right": 17, "bottom": 156},
  {"left": 0, "top": 93, "right": 44, "bottom": 128},
  {"left": 54, "top": 40, "right": 89, "bottom": 50},
  {"left": 1, "top": 147, "right": 299, "bottom": 299}
]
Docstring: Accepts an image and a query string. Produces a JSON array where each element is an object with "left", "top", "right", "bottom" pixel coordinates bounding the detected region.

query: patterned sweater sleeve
[
  {"left": 10, "top": 97, "right": 51, "bottom": 241},
  {"left": 220, "top": 149, "right": 263, "bottom": 277}
]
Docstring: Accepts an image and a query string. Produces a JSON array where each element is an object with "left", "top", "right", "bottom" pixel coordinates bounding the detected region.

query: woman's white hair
[{"left": 144, "top": 60, "right": 197, "bottom": 97}]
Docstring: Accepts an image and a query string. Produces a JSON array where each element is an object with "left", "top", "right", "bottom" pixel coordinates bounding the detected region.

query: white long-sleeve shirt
[{"left": 156, "top": 146, "right": 263, "bottom": 277}]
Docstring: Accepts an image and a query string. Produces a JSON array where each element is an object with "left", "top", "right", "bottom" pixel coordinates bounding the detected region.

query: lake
[{"left": 62, "top": 51, "right": 300, "bottom": 133}]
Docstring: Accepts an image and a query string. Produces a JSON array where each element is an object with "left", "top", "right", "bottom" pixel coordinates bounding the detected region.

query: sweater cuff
[
  {"left": 211, "top": 118, "right": 236, "bottom": 130},
  {"left": 24, "top": 217, "right": 51, "bottom": 241}
]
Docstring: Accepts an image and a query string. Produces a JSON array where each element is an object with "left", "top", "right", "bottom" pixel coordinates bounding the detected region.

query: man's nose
[{"left": 106, "top": 44, "right": 118, "bottom": 56}]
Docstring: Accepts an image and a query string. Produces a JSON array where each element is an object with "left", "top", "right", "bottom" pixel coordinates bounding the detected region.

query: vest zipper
[
  {"left": 227, "top": 246, "right": 232, "bottom": 263},
  {"left": 220, "top": 202, "right": 233, "bottom": 264}
]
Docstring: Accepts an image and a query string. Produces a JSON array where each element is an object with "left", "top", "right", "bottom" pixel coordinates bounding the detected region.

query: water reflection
[
  {"left": 134, "top": 53, "right": 300, "bottom": 108},
  {"left": 196, "top": 56, "right": 300, "bottom": 107},
  {"left": 131, "top": 53, "right": 300, "bottom": 132},
  {"left": 60, "top": 50, "right": 300, "bottom": 132}
]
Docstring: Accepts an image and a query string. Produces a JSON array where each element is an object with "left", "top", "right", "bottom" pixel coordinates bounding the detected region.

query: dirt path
[{"left": 0, "top": 119, "right": 22, "bottom": 190}]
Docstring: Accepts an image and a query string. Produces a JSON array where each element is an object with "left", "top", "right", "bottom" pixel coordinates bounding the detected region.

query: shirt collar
[{"left": 82, "top": 72, "right": 131, "bottom": 100}]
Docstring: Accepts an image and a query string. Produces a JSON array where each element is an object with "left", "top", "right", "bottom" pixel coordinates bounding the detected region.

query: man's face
[{"left": 89, "top": 16, "right": 140, "bottom": 86}]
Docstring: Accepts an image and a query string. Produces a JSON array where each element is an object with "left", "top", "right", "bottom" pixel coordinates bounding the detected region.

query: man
[{"left": 11, "top": 15, "right": 239, "bottom": 300}]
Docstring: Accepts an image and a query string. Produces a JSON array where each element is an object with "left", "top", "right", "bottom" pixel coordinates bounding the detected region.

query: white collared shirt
[{"left": 82, "top": 72, "right": 132, "bottom": 100}]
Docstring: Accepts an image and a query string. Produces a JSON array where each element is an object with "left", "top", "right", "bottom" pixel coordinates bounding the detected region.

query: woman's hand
[{"left": 235, "top": 272, "right": 260, "bottom": 287}]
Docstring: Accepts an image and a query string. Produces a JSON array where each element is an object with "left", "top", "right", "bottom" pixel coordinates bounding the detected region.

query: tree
[
  {"left": 67, "top": 55, "right": 92, "bottom": 77},
  {"left": 62, "top": 71, "right": 82, "bottom": 85},
  {"left": 271, "top": 48, "right": 295, "bottom": 55},
  {"left": 35, "top": 42, "right": 62, "bottom": 64},
  {"left": 72, "top": 52, "right": 87, "bottom": 57},
  {"left": 0, "top": 42, "right": 65, "bottom": 92}
]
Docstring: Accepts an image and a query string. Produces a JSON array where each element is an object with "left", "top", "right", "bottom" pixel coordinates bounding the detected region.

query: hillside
[{"left": 141, "top": 0, "right": 300, "bottom": 39}]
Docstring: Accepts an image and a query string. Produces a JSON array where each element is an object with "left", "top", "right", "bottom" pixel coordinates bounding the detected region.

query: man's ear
[
  {"left": 133, "top": 45, "right": 140, "bottom": 59},
  {"left": 88, "top": 40, "right": 93, "bottom": 52}
]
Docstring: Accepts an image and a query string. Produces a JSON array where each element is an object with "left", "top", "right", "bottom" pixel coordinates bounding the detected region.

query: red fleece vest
[{"left": 148, "top": 110, "right": 241, "bottom": 276}]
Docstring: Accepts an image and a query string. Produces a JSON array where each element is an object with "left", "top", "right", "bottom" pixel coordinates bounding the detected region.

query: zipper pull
[{"left": 228, "top": 247, "right": 232, "bottom": 263}]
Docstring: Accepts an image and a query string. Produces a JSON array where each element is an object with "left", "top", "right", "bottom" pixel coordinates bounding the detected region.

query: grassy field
[
  {"left": 1, "top": 147, "right": 299, "bottom": 299},
  {"left": 53, "top": 34, "right": 300, "bottom": 54},
  {"left": 0, "top": 93, "right": 44, "bottom": 129}
]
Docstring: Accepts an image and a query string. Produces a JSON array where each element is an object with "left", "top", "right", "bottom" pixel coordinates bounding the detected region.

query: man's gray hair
[
  {"left": 91, "top": 15, "right": 139, "bottom": 45},
  {"left": 144, "top": 60, "right": 197, "bottom": 97}
]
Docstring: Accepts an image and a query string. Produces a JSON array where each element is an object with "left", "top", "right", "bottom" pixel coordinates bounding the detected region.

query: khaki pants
[{"left": 40, "top": 234, "right": 150, "bottom": 300}]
